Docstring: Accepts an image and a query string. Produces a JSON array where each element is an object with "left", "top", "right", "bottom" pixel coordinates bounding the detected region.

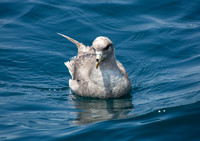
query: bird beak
[
  {"left": 96, "top": 62, "right": 99, "bottom": 69},
  {"left": 96, "top": 53, "right": 102, "bottom": 69}
]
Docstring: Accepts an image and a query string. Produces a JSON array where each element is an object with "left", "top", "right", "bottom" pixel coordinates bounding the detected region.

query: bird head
[{"left": 92, "top": 37, "right": 114, "bottom": 69}]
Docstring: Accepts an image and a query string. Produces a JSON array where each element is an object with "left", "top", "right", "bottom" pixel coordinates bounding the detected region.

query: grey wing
[
  {"left": 64, "top": 60, "right": 75, "bottom": 80},
  {"left": 116, "top": 60, "right": 129, "bottom": 79},
  {"left": 60, "top": 33, "right": 95, "bottom": 80},
  {"left": 73, "top": 55, "right": 95, "bottom": 81},
  {"left": 65, "top": 54, "right": 95, "bottom": 80}
]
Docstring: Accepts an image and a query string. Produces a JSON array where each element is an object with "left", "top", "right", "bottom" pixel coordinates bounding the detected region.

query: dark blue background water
[{"left": 1, "top": 0, "right": 200, "bottom": 140}]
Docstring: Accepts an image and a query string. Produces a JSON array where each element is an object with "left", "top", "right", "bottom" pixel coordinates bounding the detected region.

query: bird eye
[{"left": 104, "top": 45, "right": 110, "bottom": 50}]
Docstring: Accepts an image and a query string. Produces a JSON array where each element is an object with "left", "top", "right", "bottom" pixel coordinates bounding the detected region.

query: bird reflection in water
[{"left": 72, "top": 95, "right": 134, "bottom": 125}]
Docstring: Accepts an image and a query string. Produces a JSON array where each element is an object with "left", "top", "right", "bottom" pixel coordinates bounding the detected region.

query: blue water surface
[{"left": 0, "top": 0, "right": 200, "bottom": 140}]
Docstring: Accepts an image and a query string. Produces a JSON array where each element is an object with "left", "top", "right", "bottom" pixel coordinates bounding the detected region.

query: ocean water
[{"left": 0, "top": 0, "right": 200, "bottom": 140}]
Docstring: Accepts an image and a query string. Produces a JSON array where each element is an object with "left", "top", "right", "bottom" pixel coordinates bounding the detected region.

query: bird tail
[{"left": 58, "top": 33, "right": 87, "bottom": 53}]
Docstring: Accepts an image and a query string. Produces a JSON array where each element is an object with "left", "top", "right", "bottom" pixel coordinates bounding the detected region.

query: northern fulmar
[{"left": 58, "top": 33, "right": 131, "bottom": 99}]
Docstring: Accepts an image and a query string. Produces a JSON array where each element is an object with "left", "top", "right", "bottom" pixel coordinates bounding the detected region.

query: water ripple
[{"left": 1, "top": 0, "right": 200, "bottom": 140}]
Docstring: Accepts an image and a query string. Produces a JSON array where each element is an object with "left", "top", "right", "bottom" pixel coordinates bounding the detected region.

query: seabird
[{"left": 58, "top": 33, "right": 131, "bottom": 98}]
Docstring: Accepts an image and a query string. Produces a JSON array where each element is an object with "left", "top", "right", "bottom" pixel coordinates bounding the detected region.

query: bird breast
[{"left": 90, "top": 67, "right": 123, "bottom": 90}]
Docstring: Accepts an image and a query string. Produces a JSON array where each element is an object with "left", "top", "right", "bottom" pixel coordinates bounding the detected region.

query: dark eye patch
[{"left": 104, "top": 44, "right": 110, "bottom": 50}]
